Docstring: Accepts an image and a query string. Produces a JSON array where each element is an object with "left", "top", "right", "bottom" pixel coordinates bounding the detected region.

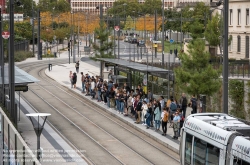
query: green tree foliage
[
  {"left": 175, "top": 38, "right": 221, "bottom": 97},
  {"left": 229, "top": 80, "right": 245, "bottom": 119},
  {"left": 142, "top": 0, "right": 162, "bottom": 15},
  {"left": 204, "top": 13, "right": 221, "bottom": 46},
  {"left": 14, "top": 0, "right": 36, "bottom": 17},
  {"left": 37, "top": 0, "right": 70, "bottom": 13},
  {"left": 181, "top": 2, "right": 210, "bottom": 35},
  {"left": 108, "top": 0, "right": 140, "bottom": 18},
  {"left": 189, "top": 20, "right": 205, "bottom": 39},
  {"left": 124, "top": 15, "right": 134, "bottom": 30},
  {"left": 164, "top": 8, "right": 180, "bottom": 32},
  {"left": 13, "top": 22, "right": 32, "bottom": 41},
  {"left": 92, "top": 21, "right": 114, "bottom": 58}
]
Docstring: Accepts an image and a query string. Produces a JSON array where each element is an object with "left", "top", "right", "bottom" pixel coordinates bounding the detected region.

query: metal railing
[{"left": 14, "top": 40, "right": 29, "bottom": 52}]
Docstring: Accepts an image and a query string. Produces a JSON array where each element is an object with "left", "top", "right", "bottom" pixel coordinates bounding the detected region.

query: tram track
[{"left": 17, "top": 60, "right": 180, "bottom": 165}]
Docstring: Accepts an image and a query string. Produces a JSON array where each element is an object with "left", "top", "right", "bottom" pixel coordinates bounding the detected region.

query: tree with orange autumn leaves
[
  {"left": 39, "top": 11, "right": 99, "bottom": 42},
  {"left": 135, "top": 15, "right": 162, "bottom": 32}
]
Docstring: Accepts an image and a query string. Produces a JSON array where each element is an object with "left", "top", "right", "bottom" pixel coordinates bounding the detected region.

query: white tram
[{"left": 180, "top": 113, "right": 250, "bottom": 165}]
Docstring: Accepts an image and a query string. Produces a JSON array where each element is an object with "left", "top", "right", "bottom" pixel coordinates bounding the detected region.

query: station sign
[
  {"left": 15, "top": 85, "right": 28, "bottom": 92},
  {"left": 152, "top": 40, "right": 161, "bottom": 44},
  {"left": 105, "top": 63, "right": 115, "bottom": 67}
]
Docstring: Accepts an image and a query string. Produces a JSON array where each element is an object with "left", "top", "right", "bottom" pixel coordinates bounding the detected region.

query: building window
[
  {"left": 237, "top": 35, "right": 241, "bottom": 52},
  {"left": 229, "top": 35, "right": 233, "bottom": 52},
  {"left": 238, "top": 9, "right": 241, "bottom": 25},
  {"left": 246, "top": 36, "right": 249, "bottom": 58},
  {"left": 230, "top": 9, "right": 233, "bottom": 25},
  {"left": 247, "top": 9, "right": 249, "bottom": 25}
]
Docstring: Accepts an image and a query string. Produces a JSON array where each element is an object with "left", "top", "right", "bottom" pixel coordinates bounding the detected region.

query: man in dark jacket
[
  {"left": 179, "top": 93, "right": 188, "bottom": 118},
  {"left": 134, "top": 95, "right": 142, "bottom": 124}
]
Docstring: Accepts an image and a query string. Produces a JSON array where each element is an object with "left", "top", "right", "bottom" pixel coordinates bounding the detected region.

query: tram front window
[
  {"left": 185, "top": 133, "right": 193, "bottom": 165},
  {"left": 193, "top": 137, "right": 206, "bottom": 165},
  {"left": 206, "top": 143, "right": 220, "bottom": 165}
]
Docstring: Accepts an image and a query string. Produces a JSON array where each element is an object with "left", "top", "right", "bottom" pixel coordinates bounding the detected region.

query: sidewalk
[{"left": 44, "top": 54, "right": 192, "bottom": 154}]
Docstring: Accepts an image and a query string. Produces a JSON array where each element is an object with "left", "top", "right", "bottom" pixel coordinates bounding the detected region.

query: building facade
[
  {"left": 70, "top": 0, "right": 177, "bottom": 14},
  {"left": 228, "top": 0, "right": 250, "bottom": 59}
]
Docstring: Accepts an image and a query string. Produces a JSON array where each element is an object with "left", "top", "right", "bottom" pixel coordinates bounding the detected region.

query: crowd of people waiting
[{"left": 69, "top": 68, "right": 198, "bottom": 140}]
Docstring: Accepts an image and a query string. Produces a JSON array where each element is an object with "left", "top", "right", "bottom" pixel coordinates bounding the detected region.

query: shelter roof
[{"left": 0, "top": 65, "right": 39, "bottom": 85}]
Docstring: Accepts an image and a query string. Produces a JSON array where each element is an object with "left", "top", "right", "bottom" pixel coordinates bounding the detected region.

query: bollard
[{"left": 48, "top": 64, "right": 52, "bottom": 71}]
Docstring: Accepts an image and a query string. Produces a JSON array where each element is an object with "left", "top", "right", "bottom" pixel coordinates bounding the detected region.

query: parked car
[
  {"left": 138, "top": 40, "right": 145, "bottom": 47},
  {"left": 130, "top": 38, "right": 138, "bottom": 44},
  {"left": 124, "top": 36, "right": 131, "bottom": 42}
]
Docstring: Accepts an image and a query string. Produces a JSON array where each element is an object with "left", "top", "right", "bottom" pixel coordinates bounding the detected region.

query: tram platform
[{"left": 44, "top": 56, "right": 193, "bottom": 154}]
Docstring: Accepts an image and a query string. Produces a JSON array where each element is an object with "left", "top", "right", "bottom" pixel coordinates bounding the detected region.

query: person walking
[
  {"left": 81, "top": 72, "right": 85, "bottom": 93},
  {"left": 72, "top": 72, "right": 77, "bottom": 88},
  {"left": 161, "top": 107, "right": 169, "bottom": 136},
  {"left": 179, "top": 93, "right": 188, "bottom": 117},
  {"left": 154, "top": 100, "right": 161, "bottom": 131},
  {"left": 75, "top": 60, "right": 80, "bottom": 73}
]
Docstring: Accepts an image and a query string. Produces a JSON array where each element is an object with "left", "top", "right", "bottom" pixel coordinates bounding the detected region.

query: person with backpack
[
  {"left": 179, "top": 93, "right": 188, "bottom": 118},
  {"left": 169, "top": 98, "right": 177, "bottom": 121},
  {"left": 190, "top": 95, "right": 197, "bottom": 114},
  {"left": 161, "top": 107, "right": 169, "bottom": 136}
]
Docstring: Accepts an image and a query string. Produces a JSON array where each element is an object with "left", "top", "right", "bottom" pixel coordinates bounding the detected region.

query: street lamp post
[
  {"left": 223, "top": 0, "right": 229, "bottom": 114},
  {"left": 26, "top": 113, "right": 51, "bottom": 161},
  {"left": 0, "top": 6, "right": 4, "bottom": 104},
  {"left": 32, "top": 0, "right": 35, "bottom": 58},
  {"left": 162, "top": 0, "right": 165, "bottom": 66}
]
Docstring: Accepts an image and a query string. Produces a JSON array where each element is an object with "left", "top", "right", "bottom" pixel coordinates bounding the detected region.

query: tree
[
  {"left": 204, "top": 13, "right": 221, "bottom": 47},
  {"left": 124, "top": 15, "right": 134, "bottom": 30},
  {"left": 175, "top": 38, "right": 221, "bottom": 98},
  {"left": 14, "top": 22, "right": 33, "bottom": 41},
  {"left": 181, "top": 2, "right": 210, "bottom": 36},
  {"left": 107, "top": 0, "right": 141, "bottom": 19},
  {"left": 92, "top": 21, "right": 114, "bottom": 58},
  {"left": 142, "top": 0, "right": 162, "bottom": 15},
  {"left": 229, "top": 80, "right": 245, "bottom": 119}
]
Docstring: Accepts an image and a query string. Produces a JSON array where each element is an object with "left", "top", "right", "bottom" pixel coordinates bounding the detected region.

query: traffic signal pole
[{"left": 68, "top": 42, "right": 70, "bottom": 64}]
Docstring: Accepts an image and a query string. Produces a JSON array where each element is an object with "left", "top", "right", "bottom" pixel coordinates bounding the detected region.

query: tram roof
[
  {"left": 97, "top": 58, "right": 170, "bottom": 74},
  {"left": 0, "top": 65, "right": 39, "bottom": 85}
]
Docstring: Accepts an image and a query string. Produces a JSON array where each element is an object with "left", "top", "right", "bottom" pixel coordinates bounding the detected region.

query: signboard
[
  {"left": 2, "top": 31, "right": 10, "bottom": 39},
  {"left": 152, "top": 40, "right": 161, "bottom": 44},
  {"left": 105, "top": 63, "right": 115, "bottom": 67},
  {"left": 114, "top": 26, "right": 120, "bottom": 31},
  {"left": 15, "top": 85, "right": 28, "bottom": 92},
  {"left": 170, "top": 39, "right": 174, "bottom": 44}
]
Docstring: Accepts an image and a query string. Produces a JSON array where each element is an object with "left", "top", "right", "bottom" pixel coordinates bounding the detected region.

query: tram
[{"left": 179, "top": 113, "right": 250, "bottom": 165}]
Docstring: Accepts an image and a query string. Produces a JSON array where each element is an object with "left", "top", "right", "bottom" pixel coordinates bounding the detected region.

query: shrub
[{"left": 14, "top": 51, "right": 34, "bottom": 62}]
